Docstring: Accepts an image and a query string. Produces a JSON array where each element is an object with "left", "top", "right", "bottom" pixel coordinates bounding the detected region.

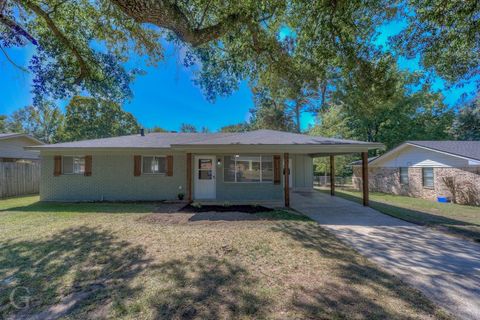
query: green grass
[
  {"left": 317, "top": 188, "right": 480, "bottom": 242},
  {"left": 0, "top": 196, "right": 450, "bottom": 319}
]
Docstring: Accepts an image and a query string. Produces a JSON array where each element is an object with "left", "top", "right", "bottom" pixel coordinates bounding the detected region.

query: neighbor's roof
[
  {"left": 406, "top": 141, "right": 480, "bottom": 161},
  {"left": 0, "top": 133, "right": 44, "bottom": 144},
  {"left": 25, "top": 129, "right": 383, "bottom": 151},
  {"left": 367, "top": 140, "right": 480, "bottom": 167},
  {"left": 350, "top": 156, "right": 379, "bottom": 166}
]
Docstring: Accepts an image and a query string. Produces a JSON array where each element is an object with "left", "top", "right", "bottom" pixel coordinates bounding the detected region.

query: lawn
[
  {"left": 0, "top": 196, "right": 449, "bottom": 319},
  {"left": 317, "top": 188, "right": 480, "bottom": 242}
]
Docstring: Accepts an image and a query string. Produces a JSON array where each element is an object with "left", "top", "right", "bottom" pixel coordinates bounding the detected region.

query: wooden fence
[{"left": 0, "top": 162, "right": 40, "bottom": 198}]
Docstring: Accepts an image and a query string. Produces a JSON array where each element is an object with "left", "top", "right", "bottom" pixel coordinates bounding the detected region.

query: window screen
[
  {"left": 422, "top": 167, "right": 434, "bottom": 188},
  {"left": 142, "top": 156, "right": 166, "bottom": 174},
  {"left": 63, "top": 156, "right": 85, "bottom": 174},
  {"left": 399, "top": 167, "right": 408, "bottom": 185},
  {"left": 224, "top": 155, "right": 273, "bottom": 183}
]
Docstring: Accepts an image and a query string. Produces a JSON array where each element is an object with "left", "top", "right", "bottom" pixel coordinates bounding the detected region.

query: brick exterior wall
[{"left": 353, "top": 166, "right": 480, "bottom": 205}]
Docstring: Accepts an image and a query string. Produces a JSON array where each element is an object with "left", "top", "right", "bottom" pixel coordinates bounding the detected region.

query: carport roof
[{"left": 26, "top": 129, "right": 383, "bottom": 151}]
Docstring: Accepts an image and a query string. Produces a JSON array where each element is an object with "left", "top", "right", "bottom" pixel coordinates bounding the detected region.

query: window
[
  {"left": 422, "top": 167, "right": 434, "bottom": 188},
  {"left": 142, "top": 156, "right": 166, "bottom": 174},
  {"left": 63, "top": 156, "right": 85, "bottom": 174},
  {"left": 198, "top": 159, "right": 213, "bottom": 180},
  {"left": 224, "top": 155, "right": 273, "bottom": 183},
  {"left": 399, "top": 167, "right": 409, "bottom": 185}
]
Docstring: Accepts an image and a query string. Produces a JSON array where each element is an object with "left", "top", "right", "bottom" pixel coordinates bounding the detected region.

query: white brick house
[{"left": 352, "top": 141, "right": 480, "bottom": 206}]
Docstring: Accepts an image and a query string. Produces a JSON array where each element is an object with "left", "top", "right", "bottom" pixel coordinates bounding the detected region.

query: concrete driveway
[{"left": 291, "top": 191, "right": 480, "bottom": 320}]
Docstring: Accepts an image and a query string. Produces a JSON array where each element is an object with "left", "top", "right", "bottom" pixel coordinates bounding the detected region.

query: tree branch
[
  {"left": 19, "top": 0, "right": 89, "bottom": 83},
  {"left": 0, "top": 10, "right": 38, "bottom": 45},
  {"left": 0, "top": 45, "right": 29, "bottom": 72},
  {"left": 110, "top": 0, "right": 248, "bottom": 47}
]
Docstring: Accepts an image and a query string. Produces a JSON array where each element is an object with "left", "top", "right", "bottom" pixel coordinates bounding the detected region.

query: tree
[
  {"left": 0, "top": 115, "right": 7, "bottom": 132},
  {"left": 219, "top": 123, "right": 249, "bottom": 133},
  {"left": 393, "top": 1, "right": 480, "bottom": 89},
  {"left": 1, "top": 0, "right": 396, "bottom": 104},
  {"left": 179, "top": 123, "right": 197, "bottom": 133},
  {"left": 249, "top": 87, "right": 296, "bottom": 132},
  {"left": 6, "top": 102, "right": 64, "bottom": 143},
  {"left": 148, "top": 126, "right": 167, "bottom": 133},
  {"left": 316, "top": 55, "right": 454, "bottom": 150},
  {"left": 63, "top": 96, "right": 140, "bottom": 141},
  {"left": 451, "top": 97, "right": 480, "bottom": 140}
]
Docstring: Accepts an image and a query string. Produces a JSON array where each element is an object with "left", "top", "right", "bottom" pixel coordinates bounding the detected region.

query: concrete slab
[{"left": 291, "top": 191, "right": 480, "bottom": 320}]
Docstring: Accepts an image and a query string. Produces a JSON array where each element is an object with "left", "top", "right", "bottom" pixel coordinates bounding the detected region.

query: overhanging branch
[
  {"left": 110, "top": 0, "right": 248, "bottom": 47},
  {"left": 19, "top": 0, "right": 89, "bottom": 83}
]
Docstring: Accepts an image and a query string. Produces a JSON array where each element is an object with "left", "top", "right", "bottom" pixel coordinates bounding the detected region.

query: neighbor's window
[
  {"left": 399, "top": 167, "right": 409, "bottom": 185},
  {"left": 63, "top": 156, "right": 85, "bottom": 174},
  {"left": 224, "top": 155, "right": 273, "bottom": 183},
  {"left": 422, "top": 167, "right": 434, "bottom": 188},
  {"left": 142, "top": 156, "right": 166, "bottom": 174}
]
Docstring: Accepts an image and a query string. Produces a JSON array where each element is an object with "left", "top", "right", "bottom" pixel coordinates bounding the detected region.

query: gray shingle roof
[
  {"left": 0, "top": 133, "right": 44, "bottom": 144},
  {"left": 407, "top": 141, "right": 480, "bottom": 161},
  {"left": 0, "top": 133, "right": 23, "bottom": 139},
  {"left": 28, "top": 129, "right": 380, "bottom": 149}
]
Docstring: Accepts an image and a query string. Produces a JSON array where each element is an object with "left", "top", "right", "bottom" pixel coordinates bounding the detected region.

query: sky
[{"left": 0, "top": 19, "right": 476, "bottom": 132}]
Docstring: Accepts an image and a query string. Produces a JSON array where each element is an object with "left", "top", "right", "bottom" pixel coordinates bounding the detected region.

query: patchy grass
[
  {"left": 318, "top": 188, "right": 480, "bottom": 242},
  {"left": 0, "top": 196, "right": 450, "bottom": 319}
]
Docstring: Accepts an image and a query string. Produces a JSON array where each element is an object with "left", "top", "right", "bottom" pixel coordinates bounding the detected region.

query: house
[
  {"left": 0, "top": 133, "right": 44, "bottom": 162},
  {"left": 352, "top": 141, "right": 480, "bottom": 205},
  {"left": 26, "top": 129, "right": 382, "bottom": 206}
]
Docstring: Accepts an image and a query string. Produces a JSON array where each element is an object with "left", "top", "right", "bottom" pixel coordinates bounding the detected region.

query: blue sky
[{"left": 0, "top": 20, "right": 476, "bottom": 132}]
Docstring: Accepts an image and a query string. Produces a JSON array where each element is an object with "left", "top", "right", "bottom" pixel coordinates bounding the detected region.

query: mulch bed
[{"left": 179, "top": 204, "right": 274, "bottom": 213}]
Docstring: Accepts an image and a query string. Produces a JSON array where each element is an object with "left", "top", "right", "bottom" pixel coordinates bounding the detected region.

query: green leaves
[{"left": 63, "top": 96, "right": 140, "bottom": 141}]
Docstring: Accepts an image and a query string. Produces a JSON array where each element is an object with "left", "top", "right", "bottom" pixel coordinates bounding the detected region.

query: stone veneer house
[
  {"left": 26, "top": 129, "right": 382, "bottom": 206},
  {"left": 352, "top": 141, "right": 480, "bottom": 205}
]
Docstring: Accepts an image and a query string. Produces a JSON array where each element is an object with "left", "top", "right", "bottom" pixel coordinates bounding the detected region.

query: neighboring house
[
  {"left": 0, "top": 133, "right": 44, "bottom": 162},
  {"left": 352, "top": 141, "right": 480, "bottom": 205},
  {"left": 26, "top": 129, "right": 382, "bottom": 205}
]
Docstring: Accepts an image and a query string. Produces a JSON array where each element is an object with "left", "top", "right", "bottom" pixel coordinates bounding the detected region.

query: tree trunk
[{"left": 295, "top": 102, "right": 301, "bottom": 133}]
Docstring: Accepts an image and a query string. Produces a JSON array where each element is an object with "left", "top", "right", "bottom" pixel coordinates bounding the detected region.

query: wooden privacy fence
[{"left": 0, "top": 162, "right": 40, "bottom": 198}]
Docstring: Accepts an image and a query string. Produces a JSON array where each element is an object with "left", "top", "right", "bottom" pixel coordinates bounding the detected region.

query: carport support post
[
  {"left": 330, "top": 155, "right": 335, "bottom": 196},
  {"left": 362, "top": 151, "right": 369, "bottom": 206},
  {"left": 284, "top": 153, "right": 290, "bottom": 207},
  {"left": 187, "top": 153, "right": 192, "bottom": 202}
]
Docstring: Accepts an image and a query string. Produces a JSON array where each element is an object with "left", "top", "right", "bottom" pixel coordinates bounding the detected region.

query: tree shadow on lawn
[
  {"left": 322, "top": 190, "right": 480, "bottom": 242},
  {"left": 272, "top": 221, "right": 449, "bottom": 319},
  {"left": 0, "top": 226, "right": 150, "bottom": 319},
  {"left": 368, "top": 200, "right": 480, "bottom": 242},
  {"left": 148, "top": 255, "right": 270, "bottom": 319}
]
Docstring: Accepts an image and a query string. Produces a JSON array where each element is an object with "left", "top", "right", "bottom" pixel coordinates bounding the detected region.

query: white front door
[{"left": 194, "top": 155, "right": 216, "bottom": 199}]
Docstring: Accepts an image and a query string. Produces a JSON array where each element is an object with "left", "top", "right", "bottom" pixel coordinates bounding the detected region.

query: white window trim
[
  {"left": 223, "top": 155, "right": 273, "bottom": 184},
  {"left": 62, "top": 155, "right": 85, "bottom": 175},
  {"left": 141, "top": 155, "right": 167, "bottom": 175}
]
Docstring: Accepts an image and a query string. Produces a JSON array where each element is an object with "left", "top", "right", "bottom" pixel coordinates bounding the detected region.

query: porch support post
[
  {"left": 186, "top": 153, "right": 192, "bottom": 202},
  {"left": 361, "top": 151, "right": 369, "bottom": 206},
  {"left": 284, "top": 153, "right": 290, "bottom": 207},
  {"left": 330, "top": 155, "right": 335, "bottom": 196}
]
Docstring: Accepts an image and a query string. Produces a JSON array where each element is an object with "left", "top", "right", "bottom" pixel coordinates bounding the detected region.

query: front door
[{"left": 194, "top": 155, "right": 216, "bottom": 199}]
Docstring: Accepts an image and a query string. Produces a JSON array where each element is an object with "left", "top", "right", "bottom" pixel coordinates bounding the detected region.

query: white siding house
[{"left": 0, "top": 133, "right": 44, "bottom": 162}]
